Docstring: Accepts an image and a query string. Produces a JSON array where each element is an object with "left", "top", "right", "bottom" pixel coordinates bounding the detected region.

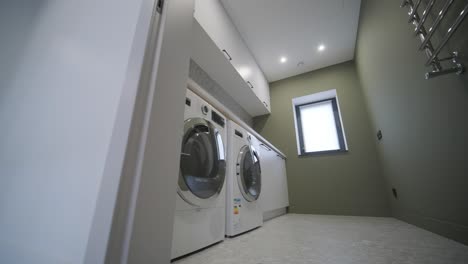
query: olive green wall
[
  {"left": 254, "top": 61, "right": 390, "bottom": 216},
  {"left": 355, "top": 0, "right": 468, "bottom": 244}
]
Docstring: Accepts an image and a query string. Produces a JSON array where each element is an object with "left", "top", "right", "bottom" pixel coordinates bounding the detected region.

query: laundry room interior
[{"left": 1, "top": 0, "right": 468, "bottom": 263}]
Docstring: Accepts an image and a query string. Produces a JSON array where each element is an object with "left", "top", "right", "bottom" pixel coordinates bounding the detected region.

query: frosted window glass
[{"left": 299, "top": 100, "right": 340, "bottom": 152}]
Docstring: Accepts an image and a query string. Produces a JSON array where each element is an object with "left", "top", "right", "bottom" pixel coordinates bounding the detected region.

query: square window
[{"left": 292, "top": 90, "right": 347, "bottom": 155}]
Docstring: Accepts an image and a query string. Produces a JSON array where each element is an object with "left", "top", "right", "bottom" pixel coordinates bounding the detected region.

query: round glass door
[
  {"left": 237, "top": 145, "right": 261, "bottom": 202},
  {"left": 178, "top": 118, "right": 226, "bottom": 206}
]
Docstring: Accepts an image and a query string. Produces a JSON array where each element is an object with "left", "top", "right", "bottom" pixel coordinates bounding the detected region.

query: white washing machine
[
  {"left": 225, "top": 121, "right": 263, "bottom": 237},
  {"left": 171, "top": 89, "right": 227, "bottom": 259}
]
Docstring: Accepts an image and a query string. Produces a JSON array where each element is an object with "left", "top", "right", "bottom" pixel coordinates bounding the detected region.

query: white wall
[{"left": 0, "top": 1, "right": 144, "bottom": 263}]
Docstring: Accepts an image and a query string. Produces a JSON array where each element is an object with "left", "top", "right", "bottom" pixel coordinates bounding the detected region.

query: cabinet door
[
  {"left": 275, "top": 154, "right": 289, "bottom": 207},
  {"left": 252, "top": 69, "right": 270, "bottom": 111},
  {"left": 194, "top": 0, "right": 235, "bottom": 56},
  {"left": 258, "top": 144, "right": 272, "bottom": 212},
  {"left": 194, "top": 0, "right": 271, "bottom": 113},
  {"left": 194, "top": 0, "right": 249, "bottom": 81},
  {"left": 237, "top": 46, "right": 270, "bottom": 112},
  {"left": 262, "top": 73, "right": 271, "bottom": 111},
  {"left": 258, "top": 145, "right": 289, "bottom": 212}
]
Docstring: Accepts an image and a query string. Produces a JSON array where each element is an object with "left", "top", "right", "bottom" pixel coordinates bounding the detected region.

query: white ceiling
[{"left": 220, "top": 0, "right": 362, "bottom": 82}]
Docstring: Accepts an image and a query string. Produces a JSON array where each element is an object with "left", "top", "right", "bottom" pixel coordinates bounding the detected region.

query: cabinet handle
[
  {"left": 222, "top": 49, "right": 232, "bottom": 61},
  {"left": 263, "top": 101, "right": 268, "bottom": 107},
  {"left": 277, "top": 154, "right": 284, "bottom": 160},
  {"left": 247, "top": 81, "right": 254, "bottom": 89},
  {"left": 156, "top": 0, "right": 165, "bottom": 13},
  {"left": 260, "top": 143, "right": 271, "bottom": 151}
]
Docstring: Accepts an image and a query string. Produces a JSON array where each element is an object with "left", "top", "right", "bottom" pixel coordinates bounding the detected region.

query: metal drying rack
[{"left": 401, "top": 0, "right": 468, "bottom": 79}]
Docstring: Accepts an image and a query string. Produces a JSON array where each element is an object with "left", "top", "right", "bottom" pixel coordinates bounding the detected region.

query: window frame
[{"left": 293, "top": 91, "right": 348, "bottom": 156}]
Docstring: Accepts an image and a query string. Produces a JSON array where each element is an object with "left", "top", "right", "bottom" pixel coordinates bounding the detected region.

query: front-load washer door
[
  {"left": 237, "top": 145, "right": 261, "bottom": 202},
  {"left": 178, "top": 117, "right": 226, "bottom": 207}
]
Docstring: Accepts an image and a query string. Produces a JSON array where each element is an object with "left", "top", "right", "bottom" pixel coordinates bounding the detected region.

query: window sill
[{"left": 298, "top": 149, "right": 348, "bottom": 157}]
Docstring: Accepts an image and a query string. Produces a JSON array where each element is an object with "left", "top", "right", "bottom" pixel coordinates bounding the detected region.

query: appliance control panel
[
  {"left": 211, "top": 110, "right": 225, "bottom": 128},
  {"left": 201, "top": 105, "right": 209, "bottom": 115},
  {"left": 234, "top": 129, "right": 243, "bottom": 138}
]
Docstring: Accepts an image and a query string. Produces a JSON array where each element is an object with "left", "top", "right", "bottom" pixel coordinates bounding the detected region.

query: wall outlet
[
  {"left": 377, "top": 130, "right": 383, "bottom": 140},
  {"left": 392, "top": 188, "right": 398, "bottom": 199}
]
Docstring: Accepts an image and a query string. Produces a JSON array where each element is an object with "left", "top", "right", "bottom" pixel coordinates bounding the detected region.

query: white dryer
[
  {"left": 225, "top": 121, "right": 263, "bottom": 237},
  {"left": 171, "top": 89, "right": 227, "bottom": 259}
]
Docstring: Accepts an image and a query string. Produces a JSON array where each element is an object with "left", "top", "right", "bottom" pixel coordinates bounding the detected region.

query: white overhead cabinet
[
  {"left": 258, "top": 144, "right": 289, "bottom": 218},
  {"left": 193, "top": 0, "right": 271, "bottom": 115}
]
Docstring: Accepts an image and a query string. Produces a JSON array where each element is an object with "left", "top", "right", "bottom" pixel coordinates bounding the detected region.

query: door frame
[{"left": 84, "top": 0, "right": 195, "bottom": 263}]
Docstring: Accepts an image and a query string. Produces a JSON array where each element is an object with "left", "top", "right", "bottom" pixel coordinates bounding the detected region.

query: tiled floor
[{"left": 174, "top": 214, "right": 468, "bottom": 264}]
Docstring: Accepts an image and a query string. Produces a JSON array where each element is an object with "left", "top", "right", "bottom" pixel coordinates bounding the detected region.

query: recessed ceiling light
[
  {"left": 318, "top": 44, "right": 326, "bottom": 52},
  {"left": 280, "top": 56, "right": 287, "bottom": 63}
]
